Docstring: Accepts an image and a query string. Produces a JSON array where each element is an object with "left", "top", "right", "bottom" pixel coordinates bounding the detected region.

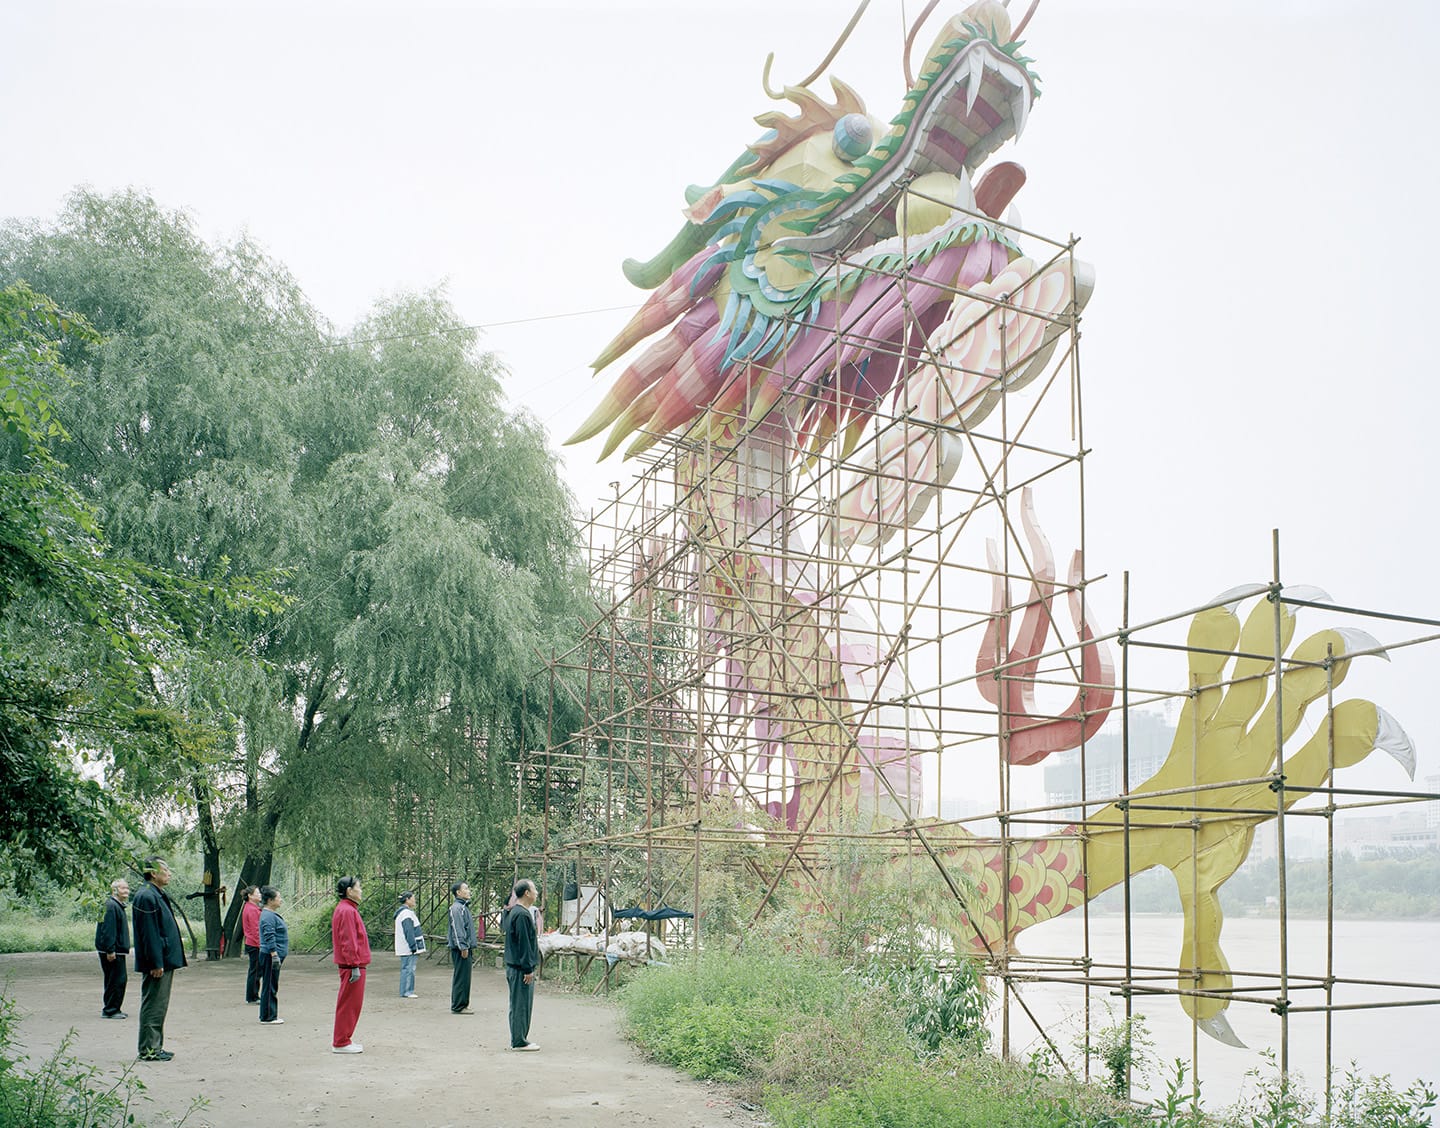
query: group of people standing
[
  {"left": 96, "top": 866, "right": 541, "bottom": 1058},
  {"left": 444, "top": 878, "right": 541, "bottom": 1051},
  {"left": 239, "top": 882, "right": 289, "bottom": 1023},
  {"left": 233, "top": 874, "right": 372, "bottom": 1052}
]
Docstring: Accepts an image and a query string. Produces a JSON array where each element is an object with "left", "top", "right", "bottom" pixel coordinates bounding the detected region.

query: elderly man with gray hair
[{"left": 95, "top": 878, "right": 131, "bottom": 1019}]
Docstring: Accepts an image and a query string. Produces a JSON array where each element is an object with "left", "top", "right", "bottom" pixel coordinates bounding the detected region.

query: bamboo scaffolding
[{"left": 520, "top": 192, "right": 1438, "bottom": 1106}]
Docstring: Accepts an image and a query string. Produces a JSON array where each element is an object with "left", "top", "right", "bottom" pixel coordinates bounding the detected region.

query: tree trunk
[
  {"left": 192, "top": 776, "right": 224, "bottom": 960},
  {"left": 222, "top": 678, "right": 322, "bottom": 954},
  {"left": 223, "top": 806, "right": 282, "bottom": 956}
]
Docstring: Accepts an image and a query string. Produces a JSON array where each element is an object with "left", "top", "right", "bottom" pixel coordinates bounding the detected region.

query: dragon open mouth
[{"left": 792, "top": 14, "right": 1040, "bottom": 255}]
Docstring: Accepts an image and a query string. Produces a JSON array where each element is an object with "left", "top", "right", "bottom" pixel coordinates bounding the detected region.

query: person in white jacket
[{"left": 393, "top": 892, "right": 425, "bottom": 999}]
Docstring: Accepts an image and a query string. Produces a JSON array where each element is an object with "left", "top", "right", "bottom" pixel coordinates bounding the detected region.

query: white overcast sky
[{"left": 8, "top": 0, "right": 1440, "bottom": 790}]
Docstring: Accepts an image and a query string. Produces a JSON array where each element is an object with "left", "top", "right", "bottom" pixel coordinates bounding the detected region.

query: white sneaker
[
  {"left": 403, "top": 993, "right": 418, "bottom": 999},
  {"left": 331, "top": 1043, "right": 363, "bottom": 1054},
  {"left": 261, "top": 1018, "right": 285, "bottom": 1024},
  {"left": 513, "top": 1042, "right": 540, "bottom": 1052}
]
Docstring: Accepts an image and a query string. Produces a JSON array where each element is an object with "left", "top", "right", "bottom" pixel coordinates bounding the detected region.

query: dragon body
[{"left": 569, "top": 1, "right": 1415, "bottom": 1048}]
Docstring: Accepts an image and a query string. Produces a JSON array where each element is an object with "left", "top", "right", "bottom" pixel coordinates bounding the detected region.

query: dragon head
[{"left": 569, "top": 0, "right": 1042, "bottom": 460}]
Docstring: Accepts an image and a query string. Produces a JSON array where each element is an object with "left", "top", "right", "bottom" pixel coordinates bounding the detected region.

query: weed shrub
[
  {"left": 620, "top": 950, "right": 1437, "bottom": 1128},
  {"left": 769, "top": 1054, "right": 1130, "bottom": 1128},
  {"left": 861, "top": 955, "right": 988, "bottom": 1053},
  {"left": 620, "top": 949, "right": 894, "bottom": 1084},
  {"left": 1327, "top": 1064, "right": 1437, "bottom": 1128},
  {"left": 1223, "top": 1053, "right": 1438, "bottom": 1128},
  {"left": 757, "top": 1000, "right": 905, "bottom": 1105},
  {"left": 0, "top": 991, "right": 204, "bottom": 1126}
]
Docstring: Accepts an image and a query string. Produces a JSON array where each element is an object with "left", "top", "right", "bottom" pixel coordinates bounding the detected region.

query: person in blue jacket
[{"left": 258, "top": 886, "right": 289, "bottom": 1025}]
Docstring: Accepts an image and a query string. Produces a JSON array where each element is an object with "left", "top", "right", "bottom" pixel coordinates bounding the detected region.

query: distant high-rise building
[{"left": 1043, "top": 711, "right": 1172, "bottom": 824}]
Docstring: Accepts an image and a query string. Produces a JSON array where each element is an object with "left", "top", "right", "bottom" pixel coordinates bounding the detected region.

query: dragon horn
[
  {"left": 620, "top": 140, "right": 768, "bottom": 290},
  {"left": 622, "top": 225, "right": 713, "bottom": 291}
]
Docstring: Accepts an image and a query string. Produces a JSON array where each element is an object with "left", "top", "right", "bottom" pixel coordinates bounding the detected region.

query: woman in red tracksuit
[{"left": 330, "top": 877, "right": 371, "bottom": 1053}]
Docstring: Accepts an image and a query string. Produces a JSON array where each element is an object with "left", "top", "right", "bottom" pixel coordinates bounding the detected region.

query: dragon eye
[{"left": 832, "top": 114, "right": 873, "bottom": 163}]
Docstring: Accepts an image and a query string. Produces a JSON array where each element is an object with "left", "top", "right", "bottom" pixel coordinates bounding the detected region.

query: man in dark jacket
[
  {"left": 95, "top": 878, "right": 131, "bottom": 1018},
  {"left": 502, "top": 878, "right": 541, "bottom": 1051},
  {"left": 447, "top": 880, "right": 476, "bottom": 1014},
  {"left": 131, "top": 858, "right": 186, "bottom": 1061}
]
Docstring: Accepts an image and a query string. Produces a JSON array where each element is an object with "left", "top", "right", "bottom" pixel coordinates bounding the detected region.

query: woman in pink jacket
[
  {"left": 330, "top": 877, "right": 371, "bottom": 1053},
  {"left": 240, "top": 886, "right": 263, "bottom": 1005}
]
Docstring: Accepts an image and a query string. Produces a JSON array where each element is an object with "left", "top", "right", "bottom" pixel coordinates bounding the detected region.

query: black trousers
[
  {"left": 506, "top": 965, "right": 534, "bottom": 1047},
  {"left": 244, "top": 944, "right": 262, "bottom": 1002},
  {"left": 138, "top": 970, "right": 172, "bottom": 1056},
  {"left": 259, "top": 957, "right": 281, "bottom": 1022},
  {"left": 450, "top": 948, "right": 472, "bottom": 1012},
  {"left": 99, "top": 953, "right": 127, "bottom": 1015}
]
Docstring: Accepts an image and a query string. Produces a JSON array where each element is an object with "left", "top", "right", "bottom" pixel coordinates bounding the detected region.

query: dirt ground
[{"left": 0, "top": 951, "right": 765, "bottom": 1128}]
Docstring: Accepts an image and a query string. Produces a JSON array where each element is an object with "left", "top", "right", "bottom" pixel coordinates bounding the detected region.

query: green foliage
[
  {"left": 284, "top": 901, "right": 340, "bottom": 955},
  {"left": 768, "top": 1051, "right": 1132, "bottom": 1128},
  {"left": 1326, "top": 1063, "right": 1437, "bottom": 1128},
  {"left": 618, "top": 945, "right": 993, "bottom": 1106},
  {"left": 0, "top": 990, "right": 205, "bottom": 1126},
  {"left": 1083, "top": 1014, "right": 1154, "bottom": 1099},
  {"left": 0, "top": 281, "right": 281, "bottom": 897},
  {"left": 0, "top": 919, "right": 93, "bottom": 954},
  {"left": 1105, "top": 854, "right": 1440, "bottom": 920},
  {"left": 619, "top": 948, "right": 872, "bottom": 1083},
  {"left": 757, "top": 994, "right": 905, "bottom": 1106},
  {"left": 1150, "top": 1060, "right": 1205, "bottom": 1128},
  {"left": 1221, "top": 854, "right": 1440, "bottom": 920},
  {"left": 1, "top": 190, "right": 590, "bottom": 915},
  {"left": 618, "top": 946, "right": 1436, "bottom": 1128},
  {"left": 1226, "top": 1051, "right": 1317, "bottom": 1126},
  {"left": 860, "top": 954, "right": 989, "bottom": 1054}
]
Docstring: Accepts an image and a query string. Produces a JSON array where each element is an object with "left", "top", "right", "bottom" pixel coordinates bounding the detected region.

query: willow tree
[
  {"left": 1, "top": 191, "right": 589, "bottom": 952},
  {"left": 0, "top": 283, "right": 279, "bottom": 896}
]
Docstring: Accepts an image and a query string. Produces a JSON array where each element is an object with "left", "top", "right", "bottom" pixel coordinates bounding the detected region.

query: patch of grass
[
  {"left": 618, "top": 948, "right": 1437, "bottom": 1128},
  {"left": 0, "top": 918, "right": 93, "bottom": 954},
  {"left": 768, "top": 1053, "right": 1132, "bottom": 1128},
  {"left": 619, "top": 948, "right": 873, "bottom": 1084}
]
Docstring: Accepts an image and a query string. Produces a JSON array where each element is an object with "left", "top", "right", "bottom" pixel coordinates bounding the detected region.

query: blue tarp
[{"left": 610, "top": 905, "right": 693, "bottom": 921}]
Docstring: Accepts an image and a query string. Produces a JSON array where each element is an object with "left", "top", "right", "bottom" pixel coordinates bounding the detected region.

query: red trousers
[{"left": 333, "top": 967, "right": 366, "bottom": 1047}]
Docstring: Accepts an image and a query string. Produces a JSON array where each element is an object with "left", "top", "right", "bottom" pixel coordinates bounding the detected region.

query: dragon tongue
[{"left": 974, "top": 162, "right": 1027, "bottom": 219}]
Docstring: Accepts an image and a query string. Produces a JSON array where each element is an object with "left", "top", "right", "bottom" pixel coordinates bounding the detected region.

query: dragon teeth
[
  {"left": 965, "top": 50, "right": 986, "bottom": 116},
  {"left": 1010, "top": 86, "right": 1030, "bottom": 139},
  {"left": 957, "top": 167, "right": 977, "bottom": 211}
]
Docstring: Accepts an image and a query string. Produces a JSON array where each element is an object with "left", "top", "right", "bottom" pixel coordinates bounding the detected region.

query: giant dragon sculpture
[{"left": 566, "top": 0, "right": 1416, "bottom": 1048}]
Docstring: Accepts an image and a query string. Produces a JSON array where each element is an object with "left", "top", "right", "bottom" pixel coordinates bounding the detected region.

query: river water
[{"left": 986, "top": 914, "right": 1438, "bottom": 1103}]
